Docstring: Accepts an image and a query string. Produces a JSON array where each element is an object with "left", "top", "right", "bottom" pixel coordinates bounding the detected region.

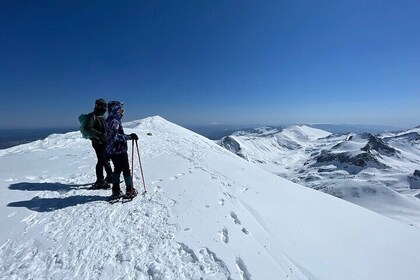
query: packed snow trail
[{"left": 1, "top": 116, "right": 420, "bottom": 279}]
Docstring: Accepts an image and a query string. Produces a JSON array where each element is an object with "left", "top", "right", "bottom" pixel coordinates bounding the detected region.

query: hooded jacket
[{"left": 106, "top": 101, "right": 130, "bottom": 155}]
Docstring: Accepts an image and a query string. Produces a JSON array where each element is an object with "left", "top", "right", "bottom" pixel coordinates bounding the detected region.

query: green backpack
[{"left": 78, "top": 113, "right": 95, "bottom": 139}]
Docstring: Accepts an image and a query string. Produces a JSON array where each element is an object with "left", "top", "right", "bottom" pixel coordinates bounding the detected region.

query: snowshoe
[
  {"left": 122, "top": 190, "right": 138, "bottom": 203},
  {"left": 108, "top": 190, "right": 124, "bottom": 204},
  {"left": 125, "top": 188, "right": 138, "bottom": 199}
]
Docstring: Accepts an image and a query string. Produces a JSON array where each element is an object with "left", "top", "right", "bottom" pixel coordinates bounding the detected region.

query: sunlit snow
[{"left": 1, "top": 117, "right": 420, "bottom": 279}]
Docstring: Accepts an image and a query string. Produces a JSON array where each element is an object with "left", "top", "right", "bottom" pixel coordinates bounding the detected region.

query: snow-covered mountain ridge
[
  {"left": 218, "top": 124, "right": 420, "bottom": 227},
  {"left": 1, "top": 117, "right": 420, "bottom": 279}
]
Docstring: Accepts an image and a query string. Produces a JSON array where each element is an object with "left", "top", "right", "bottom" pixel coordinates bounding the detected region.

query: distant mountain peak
[
  {"left": 232, "top": 126, "right": 283, "bottom": 137},
  {"left": 125, "top": 115, "right": 168, "bottom": 127},
  {"left": 361, "top": 135, "right": 397, "bottom": 155}
]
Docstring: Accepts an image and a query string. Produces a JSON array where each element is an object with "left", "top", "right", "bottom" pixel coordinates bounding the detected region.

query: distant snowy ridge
[
  {"left": 218, "top": 124, "right": 420, "bottom": 228},
  {"left": 218, "top": 125, "right": 330, "bottom": 164},
  {"left": 1, "top": 116, "right": 420, "bottom": 279}
]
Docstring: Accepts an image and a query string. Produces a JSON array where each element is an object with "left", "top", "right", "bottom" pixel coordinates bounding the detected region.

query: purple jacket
[{"left": 106, "top": 101, "right": 130, "bottom": 155}]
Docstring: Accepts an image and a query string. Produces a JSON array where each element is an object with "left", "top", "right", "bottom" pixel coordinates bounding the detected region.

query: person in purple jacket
[{"left": 106, "top": 101, "right": 138, "bottom": 198}]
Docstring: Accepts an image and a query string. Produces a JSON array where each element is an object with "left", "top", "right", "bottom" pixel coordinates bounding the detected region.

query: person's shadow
[
  {"left": 8, "top": 182, "right": 109, "bottom": 212},
  {"left": 9, "top": 182, "right": 92, "bottom": 193}
]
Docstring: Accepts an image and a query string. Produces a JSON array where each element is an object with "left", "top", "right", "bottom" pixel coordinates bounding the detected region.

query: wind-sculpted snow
[
  {"left": 1, "top": 116, "right": 420, "bottom": 279},
  {"left": 387, "top": 131, "right": 420, "bottom": 142}
]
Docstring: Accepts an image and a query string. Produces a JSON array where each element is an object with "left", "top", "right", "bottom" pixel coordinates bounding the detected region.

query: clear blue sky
[{"left": 1, "top": 1, "right": 419, "bottom": 129}]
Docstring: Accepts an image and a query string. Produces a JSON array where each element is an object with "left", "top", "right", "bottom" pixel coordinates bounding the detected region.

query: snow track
[{"left": 0, "top": 185, "right": 235, "bottom": 279}]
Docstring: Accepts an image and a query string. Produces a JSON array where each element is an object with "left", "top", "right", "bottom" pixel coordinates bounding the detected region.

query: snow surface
[{"left": 1, "top": 116, "right": 420, "bottom": 279}]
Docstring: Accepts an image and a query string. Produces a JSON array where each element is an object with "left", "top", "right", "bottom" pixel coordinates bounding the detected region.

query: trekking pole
[
  {"left": 131, "top": 139, "right": 135, "bottom": 189},
  {"left": 135, "top": 139, "right": 147, "bottom": 193}
]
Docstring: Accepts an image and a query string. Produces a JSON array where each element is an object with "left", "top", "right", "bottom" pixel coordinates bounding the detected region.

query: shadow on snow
[
  {"left": 7, "top": 182, "right": 108, "bottom": 212},
  {"left": 8, "top": 195, "right": 108, "bottom": 212},
  {"left": 8, "top": 181, "right": 92, "bottom": 193}
]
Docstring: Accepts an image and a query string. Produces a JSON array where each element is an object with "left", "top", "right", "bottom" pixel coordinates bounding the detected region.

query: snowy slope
[
  {"left": 1, "top": 117, "right": 420, "bottom": 279},
  {"left": 218, "top": 125, "right": 331, "bottom": 177},
  {"left": 218, "top": 125, "right": 420, "bottom": 228}
]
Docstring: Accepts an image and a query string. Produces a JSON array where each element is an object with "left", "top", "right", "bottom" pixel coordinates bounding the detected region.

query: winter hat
[{"left": 95, "top": 98, "right": 107, "bottom": 108}]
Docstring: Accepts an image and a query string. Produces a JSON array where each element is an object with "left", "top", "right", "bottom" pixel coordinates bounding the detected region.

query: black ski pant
[
  {"left": 110, "top": 152, "right": 132, "bottom": 193},
  {"left": 92, "top": 142, "right": 112, "bottom": 182}
]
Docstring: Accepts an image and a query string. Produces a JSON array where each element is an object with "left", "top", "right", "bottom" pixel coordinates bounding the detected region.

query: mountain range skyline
[{"left": 0, "top": 121, "right": 412, "bottom": 150}]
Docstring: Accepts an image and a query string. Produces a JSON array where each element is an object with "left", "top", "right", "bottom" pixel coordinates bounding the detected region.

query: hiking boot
[
  {"left": 112, "top": 178, "right": 123, "bottom": 197},
  {"left": 91, "top": 180, "right": 110, "bottom": 189},
  {"left": 111, "top": 189, "right": 123, "bottom": 198},
  {"left": 125, "top": 186, "right": 138, "bottom": 198}
]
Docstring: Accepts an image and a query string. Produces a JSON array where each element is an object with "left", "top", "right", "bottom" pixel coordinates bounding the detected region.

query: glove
[{"left": 130, "top": 133, "right": 139, "bottom": 140}]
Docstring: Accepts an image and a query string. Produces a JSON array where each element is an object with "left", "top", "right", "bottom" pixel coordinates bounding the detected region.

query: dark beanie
[{"left": 95, "top": 98, "right": 107, "bottom": 107}]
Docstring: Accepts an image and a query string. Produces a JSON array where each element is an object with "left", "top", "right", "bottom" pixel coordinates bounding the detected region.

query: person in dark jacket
[
  {"left": 106, "top": 101, "right": 138, "bottom": 197},
  {"left": 85, "top": 98, "right": 113, "bottom": 188}
]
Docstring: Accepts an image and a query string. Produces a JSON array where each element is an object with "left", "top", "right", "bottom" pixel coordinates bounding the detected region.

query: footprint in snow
[
  {"left": 219, "top": 199, "right": 225, "bottom": 206},
  {"left": 240, "top": 187, "right": 249, "bottom": 193},
  {"left": 221, "top": 181, "right": 232, "bottom": 187},
  {"left": 236, "top": 257, "right": 251, "bottom": 280},
  {"left": 152, "top": 179, "right": 163, "bottom": 185},
  {"left": 241, "top": 228, "right": 249, "bottom": 235},
  {"left": 219, "top": 227, "right": 229, "bottom": 244},
  {"left": 230, "top": 211, "right": 241, "bottom": 225},
  {"left": 168, "top": 198, "right": 177, "bottom": 206},
  {"left": 223, "top": 192, "right": 235, "bottom": 199},
  {"left": 169, "top": 172, "right": 188, "bottom": 181}
]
